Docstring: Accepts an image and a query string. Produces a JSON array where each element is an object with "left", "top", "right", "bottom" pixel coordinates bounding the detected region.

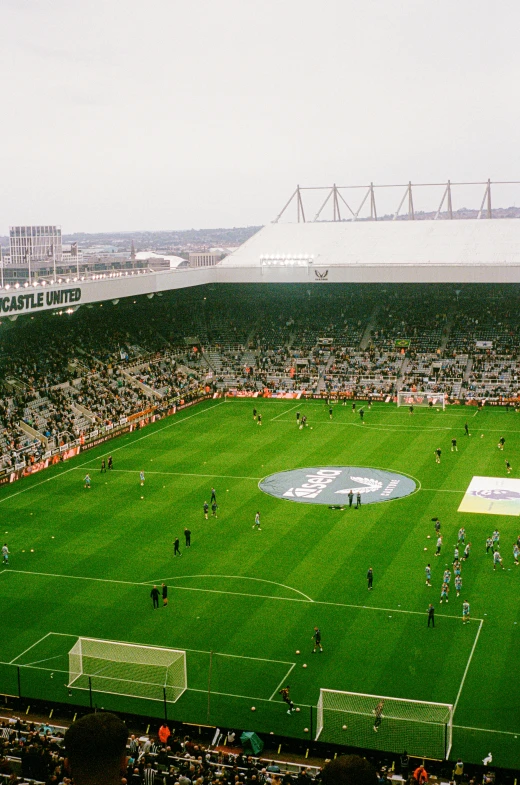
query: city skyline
[{"left": 2, "top": 0, "right": 519, "bottom": 234}]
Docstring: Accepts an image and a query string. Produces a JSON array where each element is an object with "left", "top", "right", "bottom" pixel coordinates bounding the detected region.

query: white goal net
[
  {"left": 316, "top": 689, "right": 452, "bottom": 760},
  {"left": 397, "top": 391, "right": 446, "bottom": 409},
  {"left": 68, "top": 638, "right": 187, "bottom": 703}
]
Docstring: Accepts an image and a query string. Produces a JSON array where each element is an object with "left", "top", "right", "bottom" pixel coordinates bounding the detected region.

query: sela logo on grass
[{"left": 259, "top": 467, "right": 416, "bottom": 506}]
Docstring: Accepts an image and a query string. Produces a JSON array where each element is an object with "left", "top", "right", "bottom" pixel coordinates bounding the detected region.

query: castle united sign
[
  {"left": 0, "top": 287, "right": 81, "bottom": 314},
  {"left": 259, "top": 466, "right": 416, "bottom": 506}
]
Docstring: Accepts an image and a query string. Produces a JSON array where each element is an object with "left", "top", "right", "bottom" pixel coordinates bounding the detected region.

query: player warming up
[
  {"left": 2, "top": 543, "right": 9, "bottom": 565},
  {"left": 279, "top": 685, "right": 296, "bottom": 715},
  {"left": 253, "top": 511, "right": 261, "bottom": 531},
  {"left": 312, "top": 627, "right": 323, "bottom": 653},
  {"left": 140, "top": 471, "right": 145, "bottom": 487}
]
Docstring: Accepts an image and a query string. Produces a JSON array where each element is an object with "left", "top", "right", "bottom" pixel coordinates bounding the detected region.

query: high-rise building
[{"left": 9, "top": 225, "right": 62, "bottom": 266}]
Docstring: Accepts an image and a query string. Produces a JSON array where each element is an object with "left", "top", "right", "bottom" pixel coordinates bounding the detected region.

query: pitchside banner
[{"left": 458, "top": 476, "right": 520, "bottom": 516}]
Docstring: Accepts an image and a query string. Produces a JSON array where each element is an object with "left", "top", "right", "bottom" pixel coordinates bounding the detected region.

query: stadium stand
[
  {"left": 0, "top": 715, "right": 502, "bottom": 785},
  {"left": 0, "top": 283, "right": 519, "bottom": 472}
]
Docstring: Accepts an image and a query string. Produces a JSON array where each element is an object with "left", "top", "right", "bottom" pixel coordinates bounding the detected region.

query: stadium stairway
[{"left": 359, "top": 305, "right": 379, "bottom": 350}]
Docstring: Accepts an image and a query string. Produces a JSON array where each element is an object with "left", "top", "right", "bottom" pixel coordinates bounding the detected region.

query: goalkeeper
[{"left": 373, "top": 699, "right": 384, "bottom": 732}]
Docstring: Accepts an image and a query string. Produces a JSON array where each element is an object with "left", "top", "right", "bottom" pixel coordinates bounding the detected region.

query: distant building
[
  {"left": 62, "top": 243, "right": 83, "bottom": 264},
  {"left": 189, "top": 251, "right": 223, "bottom": 268},
  {"left": 135, "top": 251, "right": 188, "bottom": 270},
  {"left": 9, "top": 225, "right": 62, "bottom": 266}
]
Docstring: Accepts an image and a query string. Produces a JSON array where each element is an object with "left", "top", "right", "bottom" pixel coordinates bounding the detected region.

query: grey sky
[{"left": 2, "top": 0, "right": 519, "bottom": 233}]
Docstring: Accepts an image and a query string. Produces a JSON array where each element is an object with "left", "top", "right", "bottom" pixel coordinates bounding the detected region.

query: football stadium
[{"left": 1, "top": 201, "right": 519, "bottom": 782}]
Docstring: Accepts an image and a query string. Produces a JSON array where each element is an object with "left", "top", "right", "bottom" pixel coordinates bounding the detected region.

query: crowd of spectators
[
  {"left": 0, "top": 284, "right": 519, "bottom": 470},
  {"left": 0, "top": 713, "right": 501, "bottom": 785}
]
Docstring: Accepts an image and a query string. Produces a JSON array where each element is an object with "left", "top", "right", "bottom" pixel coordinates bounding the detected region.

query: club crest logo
[
  {"left": 470, "top": 489, "right": 520, "bottom": 501},
  {"left": 259, "top": 467, "right": 416, "bottom": 506},
  {"left": 458, "top": 476, "right": 520, "bottom": 516},
  {"left": 315, "top": 270, "right": 329, "bottom": 281}
]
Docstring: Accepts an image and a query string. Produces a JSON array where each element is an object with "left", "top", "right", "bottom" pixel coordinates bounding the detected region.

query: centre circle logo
[{"left": 259, "top": 466, "right": 416, "bottom": 506}]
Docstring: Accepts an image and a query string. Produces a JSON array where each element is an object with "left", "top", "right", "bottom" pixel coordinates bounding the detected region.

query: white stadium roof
[
  {"left": 5, "top": 214, "right": 520, "bottom": 320},
  {"left": 218, "top": 219, "right": 520, "bottom": 282}
]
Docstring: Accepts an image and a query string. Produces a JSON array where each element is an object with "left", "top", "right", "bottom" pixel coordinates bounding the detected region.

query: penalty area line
[
  {"left": 269, "top": 662, "right": 297, "bottom": 702},
  {"left": 187, "top": 685, "right": 311, "bottom": 708},
  {"left": 1, "top": 569, "right": 477, "bottom": 620},
  {"left": 270, "top": 404, "right": 300, "bottom": 421},
  {"left": 9, "top": 632, "right": 54, "bottom": 665},
  {"left": 453, "top": 618, "right": 484, "bottom": 716}
]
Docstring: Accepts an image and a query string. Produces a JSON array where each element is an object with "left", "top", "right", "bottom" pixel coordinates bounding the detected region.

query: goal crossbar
[
  {"left": 322, "top": 688, "right": 453, "bottom": 709},
  {"left": 322, "top": 707, "right": 450, "bottom": 726},
  {"left": 68, "top": 637, "right": 187, "bottom": 704},
  {"left": 316, "top": 688, "right": 452, "bottom": 760},
  {"left": 397, "top": 391, "right": 446, "bottom": 409}
]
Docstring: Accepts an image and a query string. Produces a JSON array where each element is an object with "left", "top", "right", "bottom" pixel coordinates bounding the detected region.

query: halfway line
[
  {"left": 71, "top": 469, "right": 262, "bottom": 481},
  {"left": 0, "top": 402, "right": 224, "bottom": 505}
]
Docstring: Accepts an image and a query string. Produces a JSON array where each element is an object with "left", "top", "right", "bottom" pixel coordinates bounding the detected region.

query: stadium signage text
[
  {"left": 259, "top": 466, "right": 417, "bottom": 506},
  {"left": 0, "top": 287, "right": 81, "bottom": 314}
]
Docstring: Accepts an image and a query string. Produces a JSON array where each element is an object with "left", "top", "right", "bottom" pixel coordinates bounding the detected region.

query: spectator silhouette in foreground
[
  {"left": 64, "top": 711, "right": 128, "bottom": 785},
  {"left": 320, "top": 755, "right": 378, "bottom": 785}
]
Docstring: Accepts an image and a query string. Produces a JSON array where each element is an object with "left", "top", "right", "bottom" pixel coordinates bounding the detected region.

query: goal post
[
  {"left": 68, "top": 638, "right": 187, "bottom": 703},
  {"left": 316, "top": 689, "right": 453, "bottom": 760},
  {"left": 397, "top": 391, "right": 446, "bottom": 409}
]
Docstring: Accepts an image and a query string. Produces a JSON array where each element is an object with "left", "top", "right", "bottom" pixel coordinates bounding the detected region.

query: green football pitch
[{"left": 0, "top": 399, "right": 519, "bottom": 768}]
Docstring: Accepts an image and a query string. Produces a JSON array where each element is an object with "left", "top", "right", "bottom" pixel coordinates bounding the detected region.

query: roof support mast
[
  {"left": 275, "top": 180, "right": 515, "bottom": 223},
  {"left": 477, "top": 179, "right": 492, "bottom": 219},
  {"left": 435, "top": 180, "right": 453, "bottom": 220}
]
